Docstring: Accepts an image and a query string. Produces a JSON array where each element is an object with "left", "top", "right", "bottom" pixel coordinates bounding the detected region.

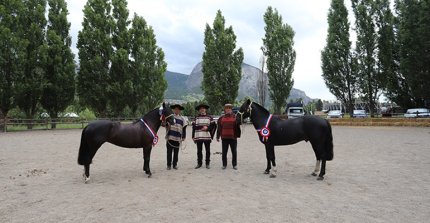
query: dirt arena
[{"left": 1, "top": 125, "right": 430, "bottom": 222}]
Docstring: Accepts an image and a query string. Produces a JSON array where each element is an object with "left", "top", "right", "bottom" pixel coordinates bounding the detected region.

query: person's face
[
  {"left": 224, "top": 107, "right": 232, "bottom": 114},
  {"left": 199, "top": 108, "right": 206, "bottom": 114},
  {"left": 173, "top": 108, "right": 181, "bottom": 115}
]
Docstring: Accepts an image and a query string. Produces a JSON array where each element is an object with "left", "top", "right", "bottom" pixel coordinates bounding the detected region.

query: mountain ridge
[{"left": 165, "top": 62, "right": 314, "bottom": 105}]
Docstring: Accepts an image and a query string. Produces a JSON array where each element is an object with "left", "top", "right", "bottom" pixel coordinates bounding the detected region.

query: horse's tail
[
  {"left": 325, "top": 120, "right": 334, "bottom": 161},
  {"left": 78, "top": 126, "right": 90, "bottom": 165}
]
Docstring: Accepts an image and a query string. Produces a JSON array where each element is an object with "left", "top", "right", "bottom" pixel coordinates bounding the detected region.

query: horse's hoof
[
  {"left": 264, "top": 170, "right": 270, "bottom": 174},
  {"left": 317, "top": 176, "right": 324, "bottom": 181},
  {"left": 82, "top": 173, "right": 90, "bottom": 183},
  {"left": 270, "top": 174, "right": 277, "bottom": 178},
  {"left": 311, "top": 172, "right": 318, "bottom": 176},
  {"left": 146, "top": 171, "right": 152, "bottom": 178}
]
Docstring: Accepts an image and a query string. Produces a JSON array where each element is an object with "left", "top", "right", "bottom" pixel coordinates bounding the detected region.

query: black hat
[
  {"left": 195, "top": 104, "right": 210, "bottom": 111},
  {"left": 170, "top": 104, "right": 184, "bottom": 110}
]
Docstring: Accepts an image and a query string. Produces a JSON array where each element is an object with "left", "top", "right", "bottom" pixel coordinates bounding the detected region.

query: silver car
[
  {"left": 352, "top": 110, "right": 368, "bottom": 118},
  {"left": 327, "top": 110, "right": 343, "bottom": 119},
  {"left": 404, "top": 108, "right": 430, "bottom": 118}
]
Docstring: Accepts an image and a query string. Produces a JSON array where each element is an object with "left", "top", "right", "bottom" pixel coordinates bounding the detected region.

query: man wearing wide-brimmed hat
[
  {"left": 165, "top": 104, "right": 187, "bottom": 170},
  {"left": 192, "top": 103, "right": 217, "bottom": 169},
  {"left": 216, "top": 103, "right": 241, "bottom": 170}
]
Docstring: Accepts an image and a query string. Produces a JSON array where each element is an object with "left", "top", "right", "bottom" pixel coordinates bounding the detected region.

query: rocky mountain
[{"left": 165, "top": 62, "right": 314, "bottom": 104}]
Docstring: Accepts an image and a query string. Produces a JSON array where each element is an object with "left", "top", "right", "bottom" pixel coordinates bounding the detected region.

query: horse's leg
[
  {"left": 317, "top": 160, "right": 326, "bottom": 180},
  {"left": 142, "top": 148, "right": 147, "bottom": 172},
  {"left": 264, "top": 145, "right": 271, "bottom": 174},
  {"left": 312, "top": 160, "right": 321, "bottom": 176},
  {"left": 268, "top": 145, "right": 277, "bottom": 178},
  {"left": 83, "top": 164, "right": 90, "bottom": 183},
  {"left": 81, "top": 143, "right": 103, "bottom": 184},
  {"left": 143, "top": 146, "right": 152, "bottom": 178}
]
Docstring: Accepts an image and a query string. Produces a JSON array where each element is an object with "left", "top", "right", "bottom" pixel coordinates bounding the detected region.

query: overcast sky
[{"left": 67, "top": 0, "right": 338, "bottom": 100}]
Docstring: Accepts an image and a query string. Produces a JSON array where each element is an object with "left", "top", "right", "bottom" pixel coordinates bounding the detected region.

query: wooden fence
[{"left": 1, "top": 115, "right": 430, "bottom": 132}]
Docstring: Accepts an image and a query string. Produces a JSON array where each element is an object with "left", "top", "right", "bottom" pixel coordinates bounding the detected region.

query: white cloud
[{"left": 66, "top": 0, "right": 336, "bottom": 100}]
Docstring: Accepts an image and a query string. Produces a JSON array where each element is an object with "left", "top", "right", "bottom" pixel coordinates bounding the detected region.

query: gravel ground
[{"left": 1, "top": 125, "right": 429, "bottom": 222}]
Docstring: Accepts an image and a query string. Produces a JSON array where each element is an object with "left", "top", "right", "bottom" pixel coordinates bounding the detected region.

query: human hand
[{"left": 202, "top": 126, "right": 208, "bottom": 131}]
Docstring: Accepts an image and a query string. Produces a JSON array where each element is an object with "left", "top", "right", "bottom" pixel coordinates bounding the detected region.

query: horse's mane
[
  {"left": 251, "top": 101, "right": 270, "bottom": 116},
  {"left": 133, "top": 108, "right": 160, "bottom": 123}
]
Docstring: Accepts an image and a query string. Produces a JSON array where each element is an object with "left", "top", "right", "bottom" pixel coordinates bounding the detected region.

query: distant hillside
[
  {"left": 164, "top": 62, "right": 314, "bottom": 104},
  {"left": 164, "top": 71, "right": 189, "bottom": 99}
]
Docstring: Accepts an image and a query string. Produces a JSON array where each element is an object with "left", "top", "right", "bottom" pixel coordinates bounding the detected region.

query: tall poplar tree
[
  {"left": 0, "top": 0, "right": 27, "bottom": 130},
  {"left": 321, "top": 0, "right": 356, "bottom": 116},
  {"left": 41, "top": 0, "right": 76, "bottom": 128},
  {"left": 395, "top": 0, "right": 430, "bottom": 107},
  {"left": 202, "top": 10, "right": 244, "bottom": 113},
  {"left": 108, "top": 0, "right": 131, "bottom": 116},
  {"left": 16, "top": 0, "right": 47, "bottom": 128},
  {"left": 129, "top": 14, "right": 167, "bottom": 114},
  {"left": 262, "top": 7, "right": 296, "bottom": 114},
  {"left": 352, "top": 0, "right": 380, "bottom": 117},
  {"left": 77, "top": 0, "right": 113, "bottom": 117}
]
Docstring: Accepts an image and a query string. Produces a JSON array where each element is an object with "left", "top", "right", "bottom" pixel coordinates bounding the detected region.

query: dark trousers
[
  {"left": 167, "top": 140, "right": 180, "bottom": 167},
  {"left": 222, "top": 139, "right": 237, "bottom": 167},
  {"left": 196, "top": 140, "right": 211, "bottom": 165}
]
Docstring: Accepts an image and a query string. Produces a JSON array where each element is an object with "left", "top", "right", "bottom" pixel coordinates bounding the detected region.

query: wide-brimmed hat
[
  {"left": 170, "top": 104, "right": 184, "bottom": 110},
  {"left": 195, "top": 104, "right": 210, "bottom": 111},
  {"left": 224, "top": 103, "right": 233, "bottom": 109}
]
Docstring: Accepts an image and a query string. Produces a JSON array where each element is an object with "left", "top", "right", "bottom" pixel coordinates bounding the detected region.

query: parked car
[
  {"left": 404, "top": 108, "right": 430, "bottom": 118},
  {"left": 327, "top": 110, "right": 343, "bottom": 119},
  {"left": 285, "top": 102, "right": 304, "bottom": 119},
  {"left": 352, "top": 110, "right": 368, "bottom": 118}
]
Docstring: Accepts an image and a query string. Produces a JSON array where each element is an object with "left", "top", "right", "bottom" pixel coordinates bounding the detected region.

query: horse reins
[{"left": 237, "top": 101, "right": 253, "bottom": 124}]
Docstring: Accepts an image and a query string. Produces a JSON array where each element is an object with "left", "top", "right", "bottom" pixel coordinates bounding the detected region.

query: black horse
[
  {"left": 77, "top": 103, "right": 174, "bottom": 183},
  {"left": 237, "top": 99, "right": 333, "bottom": 180}
]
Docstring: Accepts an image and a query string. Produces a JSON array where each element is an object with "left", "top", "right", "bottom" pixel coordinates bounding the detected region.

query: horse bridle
[
  {"left": 237, "top": 101, "right": 253, "bottom": 124},
  {"left": 159, "top": 107, "right": 174, "bottom": 125}
]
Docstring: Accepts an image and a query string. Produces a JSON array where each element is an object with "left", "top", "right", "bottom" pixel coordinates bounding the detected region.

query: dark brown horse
[
  {"left": 237, "top": 99, "right": 333, "bottom": 180},
  {"left": 77, "top": 103, "right": 174, "bottom": 183}
]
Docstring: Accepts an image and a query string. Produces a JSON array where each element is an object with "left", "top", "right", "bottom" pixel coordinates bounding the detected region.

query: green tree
[
  {"left": 77, "top": 0, "right": 113, "bottom": 117},
  {"left": 321, "top": 0, "right": 357, "bottom": 116},
  {"left": 202, "top": 10, "right": 244, "bottom": 113},
  {"left": 394, "top": 0, "right": 430, "bottom": 108},
  {"left": 129, "top": 14, "right": 167, "bottom": 114},
  {"left": 352, "top": 0, "right": 380, "bottom": 117},
  {"left": 316, "top": 99, "right": 323, "bottom": 111},
  {"left": 108, "top": 0, "right": 132, "bottom": 116},
  {"left": 375, "top": 0, "right": 404, "bottom": 107},
  {"left": 0, "top": 0, "right": 27, "bottom": 130},
  {"left": 15, "top": 0, "right": 48, "bottom": 129},
  {"left": 41, "top": 0, "right": 76, "bottom": 128},
  {"left": 262, "top": 7, "right": 296, "bottom": 114}
]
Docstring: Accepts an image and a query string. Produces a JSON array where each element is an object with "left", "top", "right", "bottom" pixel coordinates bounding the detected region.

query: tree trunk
[
  {"left": 26, "top": 112, "right": 33, "bottom": 130},
  {"left": 0, "top": 111, "right": 5, "bottom": 132},
  {"left": 51, "top": 117, "right": 57, "bottom": 129}
]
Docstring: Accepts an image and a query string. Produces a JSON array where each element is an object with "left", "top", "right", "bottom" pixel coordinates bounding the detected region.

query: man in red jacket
[{"left": 216, "top": 103, "right": 241, "bottom": 170}]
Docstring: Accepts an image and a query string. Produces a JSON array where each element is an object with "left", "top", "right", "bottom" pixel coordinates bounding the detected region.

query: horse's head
[
  {"left": 237, "top": 99, "right": 253, "bottom": 124},
  {"left": 160, "top": 102, "right": 175, "bottom": 126}
]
